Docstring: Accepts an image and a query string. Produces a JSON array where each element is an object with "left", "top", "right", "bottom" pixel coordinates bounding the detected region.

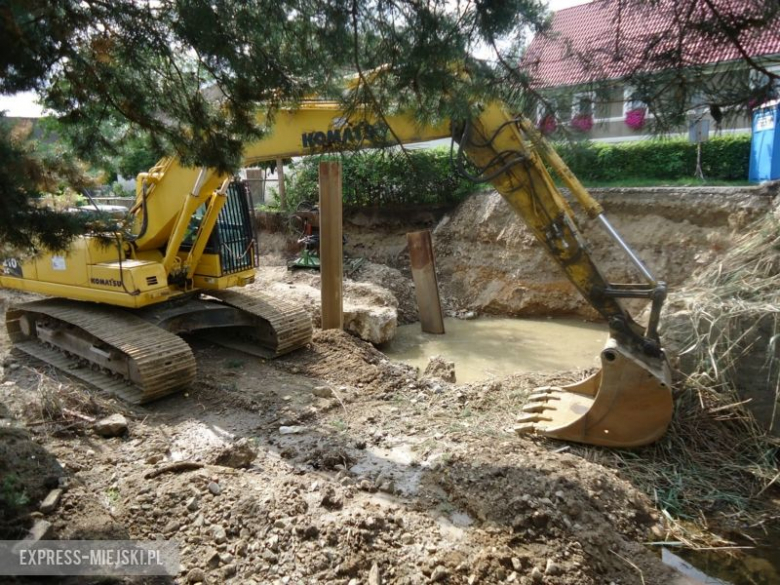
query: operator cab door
[{"left": 182, "top": 180, "right": 257, "bottom": 277}]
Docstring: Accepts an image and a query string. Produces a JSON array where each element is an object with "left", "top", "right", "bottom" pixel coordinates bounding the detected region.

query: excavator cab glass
[
  {"left": 182, "top": 205, "right": 207, "bottom": 248},
  {"left": 216, "top": 181, "right": 256, "bottom": 274},
  {"left": 179, "top": 180, "right": 256, "bottom": 276}
]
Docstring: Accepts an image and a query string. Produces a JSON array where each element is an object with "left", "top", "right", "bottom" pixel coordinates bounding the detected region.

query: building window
[
  {"left": 572, "top": 92, "right": 594, "bottom": 118},
  {"left": 750, "top": 66, "right": 780, "bottom": 101},
  {"left": 535, "top": 95, "right": 572, "bottom": 128},
  {"left": 623, "top": 86, "right": 646, "bottom": 116}
]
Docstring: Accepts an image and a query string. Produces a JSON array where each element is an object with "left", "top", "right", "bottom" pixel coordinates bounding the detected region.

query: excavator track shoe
[
  {"left": 207, "top": 290, "right": 313, "bottom": 357},
  {"left": 514, "top": 338, "right": 673, "bottom": 448},
  {"left": 6, "top": 300, "right": 197, "bottom": 404}
]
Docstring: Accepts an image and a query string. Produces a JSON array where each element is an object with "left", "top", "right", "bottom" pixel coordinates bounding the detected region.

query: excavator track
[
  {"left": 6, "top": 300, "right": 197, "bottom": 404},
  {"left": 206, "top": 289, "right": 313, "bottom": 357}
]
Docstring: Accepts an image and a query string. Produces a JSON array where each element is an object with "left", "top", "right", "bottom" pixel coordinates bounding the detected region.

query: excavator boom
[{"left": 0, "top": 98, "right": 672, "bottom": 445}]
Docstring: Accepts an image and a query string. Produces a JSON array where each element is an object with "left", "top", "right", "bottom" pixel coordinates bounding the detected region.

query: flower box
[
  {"left": 624, "top": 107, "right": 646, "bottom": 130},
  {"left": 570, "top": 113, "right": 593, "bottom": 132}
]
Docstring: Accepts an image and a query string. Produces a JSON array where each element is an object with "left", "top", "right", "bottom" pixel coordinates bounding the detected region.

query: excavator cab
[
  {"left": 208, "top": 181, "right": 257, "bottom": 276},
  {"left": 180, "top": 180, "right": 257, "bottom": 276}
]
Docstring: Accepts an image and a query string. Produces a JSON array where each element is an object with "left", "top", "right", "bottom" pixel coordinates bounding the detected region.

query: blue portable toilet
[{"left": 749, "top": 100, "right": 780, "bottom": 182}]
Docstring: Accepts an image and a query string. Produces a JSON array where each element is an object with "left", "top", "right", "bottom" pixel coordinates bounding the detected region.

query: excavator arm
[
  {"left": 130, "top": 99, "right": 673, "bottom": 447},
  {"left": 455, "top": 103, "right": 672, "bottom": 447},
  {"left": 1, "top": 96, "right": 672, "bottom": 445}
]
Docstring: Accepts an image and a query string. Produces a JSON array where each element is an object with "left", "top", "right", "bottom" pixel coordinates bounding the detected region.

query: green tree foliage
[
  {"left": 3, "top": 1, "right": 775, "bottom": 249},
  {"left": 114, "top": 134, "right": 164, "bottom": 181},
  {"left": 282, "top": 149, "right": 476, "bottom": 210},
  {"left": 1, "top": 0, "right": 549, "bottom": 248},
  {"left": 0, "top": 120, "right": 87, "bottom": 250}
]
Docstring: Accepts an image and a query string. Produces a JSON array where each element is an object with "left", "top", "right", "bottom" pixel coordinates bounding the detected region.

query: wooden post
[
  {"left": 276, "top": 157, "right": 286, "bottom": 211},
  {"left": 319, "top": 161, "right": 343, "bottom": 330},
  {"left": 407, "top": 230, "right": 445, "bottom": 334}
]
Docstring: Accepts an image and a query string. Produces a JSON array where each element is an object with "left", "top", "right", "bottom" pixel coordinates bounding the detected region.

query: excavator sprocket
[{"left": 6, "top": 299, "right": 197, "bottom": 404}]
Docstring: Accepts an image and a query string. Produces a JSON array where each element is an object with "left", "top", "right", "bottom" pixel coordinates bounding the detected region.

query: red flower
[
  {"left": 571, "top": 113, "right": 593, "bottom": 132},
  {"left": 624, "top": 108, "right": 646, "bottom": 130}
]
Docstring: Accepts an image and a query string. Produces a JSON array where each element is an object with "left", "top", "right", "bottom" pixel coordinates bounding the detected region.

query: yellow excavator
[{"left": 0, "top": 100, "right": 672, "bottom": 448}]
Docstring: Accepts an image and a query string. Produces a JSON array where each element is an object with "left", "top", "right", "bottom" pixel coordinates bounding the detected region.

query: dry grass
[
  {"left": 20, "top": 365, "right": 113, "bottom": 432},
  {"left": 610, "top": 209, "right": 780, "bottom": 546}
]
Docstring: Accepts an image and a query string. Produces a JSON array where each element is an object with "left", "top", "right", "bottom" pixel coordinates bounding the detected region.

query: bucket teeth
[
  {"left": 511, "top": 342, "right": 674, "bottom": 447},
  {"left": 525, "top": 393, "right": 561, "bottom": 404},
  {"left": 528, "top": 386, "right": 563, "bottom": 398},
  {"left": 515, "top": 413, "right": 552, "bottom": 424},
  {"left": 513, "top": 423, "right": 537, "bottom": 435}
]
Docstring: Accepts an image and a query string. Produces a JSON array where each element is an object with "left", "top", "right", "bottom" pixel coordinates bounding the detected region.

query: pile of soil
[{"left": 0, "top": 288, "right": 689, "bottom": 584}]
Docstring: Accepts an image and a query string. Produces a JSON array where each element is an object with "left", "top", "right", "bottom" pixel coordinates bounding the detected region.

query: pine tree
[
  {"left": 2, "top": 0, "right": 777, "bottom": 249},
  {"left": 0, "top": 0, "right": 552, "bottom": 248}
]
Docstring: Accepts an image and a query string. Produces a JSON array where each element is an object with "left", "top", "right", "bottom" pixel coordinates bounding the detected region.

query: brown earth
[
  {"left": 337, "top": 186, "right": 774, "bottom": 321},
  {"left": 0, "top": 316, "right": 695, "bottom": 585},
  {"left": 1, "top": 186, "right": 775, "bottom": 584}
]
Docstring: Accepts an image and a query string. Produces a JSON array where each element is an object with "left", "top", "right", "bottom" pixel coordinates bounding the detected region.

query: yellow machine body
[{"left": 0, "top": 99, "right": 672, "bottom": 446}]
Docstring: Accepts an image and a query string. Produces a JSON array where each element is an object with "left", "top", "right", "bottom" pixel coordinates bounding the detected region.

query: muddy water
[
  {"left": 382, "top": 317, "right": 608, "bottom": 383},
  {"left": 665, "top": 527, "right": 780, "bottom": 585}
]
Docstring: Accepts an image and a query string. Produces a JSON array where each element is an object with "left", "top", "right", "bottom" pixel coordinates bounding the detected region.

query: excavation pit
[{"left": 381, "top": 316, "right": 608, "bottom": 383}]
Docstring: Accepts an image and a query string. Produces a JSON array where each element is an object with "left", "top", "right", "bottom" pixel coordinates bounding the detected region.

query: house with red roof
[{"left": 522, "top": 0, "right": 780, "bottom": 142}]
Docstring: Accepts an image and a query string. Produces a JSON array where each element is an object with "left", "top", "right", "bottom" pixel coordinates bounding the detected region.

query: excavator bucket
[{"left": 515, "top": 338, "right": 673, "bottom": 448}]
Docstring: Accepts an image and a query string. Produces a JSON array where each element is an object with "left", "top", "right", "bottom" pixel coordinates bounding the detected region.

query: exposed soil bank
[
  {"left": 337, "top": 186, "right": 775, "bottom": 319},
  {"left": 259, "top": 185, "right": 779, "bottom": 435}
]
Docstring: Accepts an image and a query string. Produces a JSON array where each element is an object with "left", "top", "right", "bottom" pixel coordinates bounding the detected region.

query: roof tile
[{"left": 523, "top": 0, "right": 780, "bottom": 88}]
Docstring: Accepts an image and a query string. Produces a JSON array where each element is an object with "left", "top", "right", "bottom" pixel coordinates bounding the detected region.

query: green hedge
[
  {"left": 554, "top": 134, "right": 751, "bottom": 182},
  {"left": 277, "top": 135, "right": 751, "bottom": 211},
  {"left": 278, "top": 148, "right": 475, "bottom": 210}
]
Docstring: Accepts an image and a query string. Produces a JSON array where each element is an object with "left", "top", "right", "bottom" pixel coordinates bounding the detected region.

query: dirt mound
[
  {"left": 426, "top": 439, "right": 667, "bottom": 584},
  {"left": 0, "top": 427, "right": 64, "bottom": 539},
  {"left": 353, "top": 262, "right": 418, "bottom": 324},
  {"left": 0, "top": 318, "right": 689, "bottom": 584},
  {"left": 249, "top": 263, "right": 405, "bottom": 343},
  {"left": 281, "top": 329, "right": 412, "bottom": 394}
]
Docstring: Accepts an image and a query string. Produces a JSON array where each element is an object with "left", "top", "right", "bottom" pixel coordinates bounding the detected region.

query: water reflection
[{"left": 673, "top": 531, "right": 780, "bottom": 585}]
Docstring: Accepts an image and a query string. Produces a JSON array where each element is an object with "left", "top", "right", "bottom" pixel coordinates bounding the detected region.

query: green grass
[
  {"left": 577, "top": 177, "right": 752, "bottom": 188},
  {"left": 458, "top": 406, "right": 474, "bottom": 419},
  {"left": 329, "top": 419, "right": 348, "bottom": 432},
  {"left": 105, "top": 487, "right": 120, "bottom": 504},
  {"left": 1, "top": 475, "right": 30, "bottom": 509}
]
